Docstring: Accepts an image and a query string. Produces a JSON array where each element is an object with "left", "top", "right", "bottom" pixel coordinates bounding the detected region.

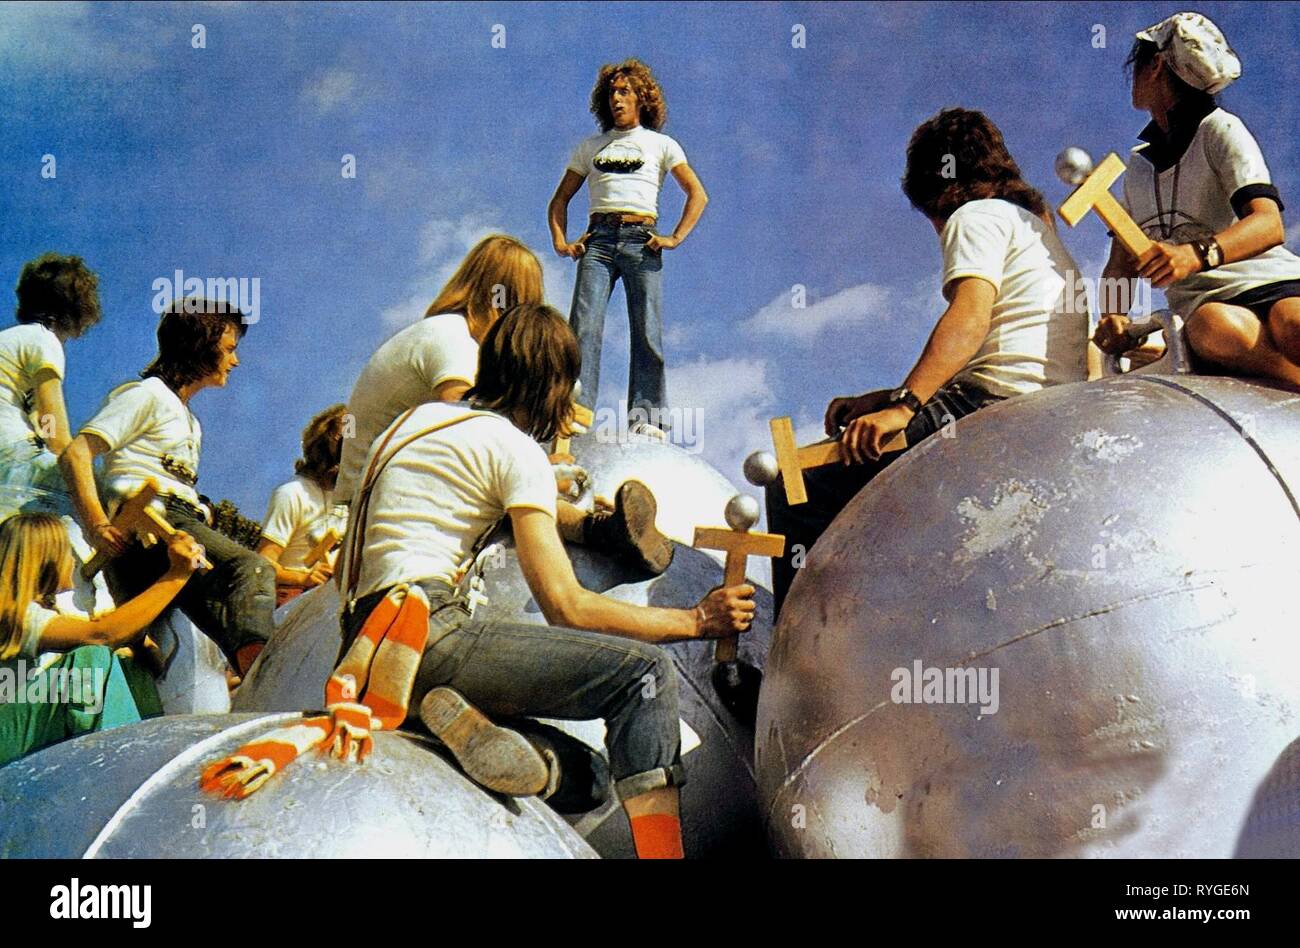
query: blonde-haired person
[
  {"left": 258, "top": 404, "right": 349, "bottom": 606},
  {"left": 333, "top": 234, "right": 543, "bottom": 506},
  {"left": 0, "top": 512, "right": 204, "bottom": 765},
  {"left": 335, "top": 234, "right": 672, "bottom": 575},
  {"left": 1094, "top": 13, "right": 1300, "bottom": 386}
]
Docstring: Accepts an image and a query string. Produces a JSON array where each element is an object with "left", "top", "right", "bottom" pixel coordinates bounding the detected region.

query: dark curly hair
[
  {"left": 295, "top": 403, "right": 348, "bottom": 490},
  {"left": 901, "top": 108, "right": 1047, "bottom": 222},
  {"left": 589, "top": 59, "right": 668, "bottom": 132},
  {"left": 14, "top": 253, "right": 102, "bottom": 338},
  {"left": 141, "top": 298, "right": 247, "bottom": 392},
  {"left": 466, "top": 303, "right": 579, "bottom": 444}
]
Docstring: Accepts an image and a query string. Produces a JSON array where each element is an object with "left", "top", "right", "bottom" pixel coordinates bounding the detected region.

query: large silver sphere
[
  {"left": 1055, "top": 146, "right": 1094, "bottom": 186},
  {"left": 743, "top": 450, "right": 780, "bottom": 487},
  {"left": 757, "top": 374, "right": 1300, "bottom": 858},
  {"left": 0, "top": 713, "right": 595, "bottom": 858},
  {"left": 724, "top": 494, "right": 761, "bottom": 532},
  {"left": 237, "top": 435, "right": 776, "bottom": 858}
]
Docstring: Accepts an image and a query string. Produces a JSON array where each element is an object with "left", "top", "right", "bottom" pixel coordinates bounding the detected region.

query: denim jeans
[
  {"left": 104, "top": 495, "right": 275, "bottom": 669},
  {"left": 342, "top": 581, "right": 685, "bottom": 799},
  {"left": 766, "top": 381, "right": 1004, "bottom": 616},
  {"left": 568, "top": 220, "right": 666, "bottom": 419}
]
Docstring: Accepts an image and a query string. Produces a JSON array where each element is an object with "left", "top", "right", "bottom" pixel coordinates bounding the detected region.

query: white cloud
[
  {"left": 667, "top": 354, "right": 775, "bottom": 491},
  {"left": 0, "top": 2, "right": 153, "bottom": 74},
  {"left": 302, "top": 67, "right": 362, "bottom": 115},
  {"left": 742, "top": 281, "right": 893, "bottom": 340}
]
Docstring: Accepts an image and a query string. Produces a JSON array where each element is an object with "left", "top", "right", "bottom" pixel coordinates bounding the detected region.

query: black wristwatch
[
  {"left": 1192, "top": 237, "right": 1224, "bottom": 271},
  {"left": 888, "top": 386, "right": 923, "bottom": 414}
]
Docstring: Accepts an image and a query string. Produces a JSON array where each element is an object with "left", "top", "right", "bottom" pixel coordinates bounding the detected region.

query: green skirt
[{"left": 0, "top": 646, "right": 163, "bottom": 768}]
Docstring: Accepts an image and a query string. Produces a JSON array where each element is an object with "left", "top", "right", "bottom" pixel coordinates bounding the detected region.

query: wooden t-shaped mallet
[
  {"left": 763, "top": 416, "right": 908, "bottom": 506},
  {"left": 81, "top": 478, "right": 214, "bottom": 580},
  {"left": 1056, "top": 150, "right": 1155, "bottom": 262},
  {"left": 304, "top": 528, "right": 341, "bottom": 569},
  {"left": 692, "top": 495, "right": 784, "bottom": 663}
]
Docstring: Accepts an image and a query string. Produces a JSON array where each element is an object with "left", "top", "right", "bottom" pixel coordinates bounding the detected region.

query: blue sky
[{"left": 2, "top": 1, "right": 1298, "bottom": 519}]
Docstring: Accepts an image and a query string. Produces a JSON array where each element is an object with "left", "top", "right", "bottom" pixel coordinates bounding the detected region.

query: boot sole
[
  {"left": 419, "top": 688, "right": 550, "bottom": 797},
  {"left": 616, "top": 481, "right": 675, "bottom": 575}
]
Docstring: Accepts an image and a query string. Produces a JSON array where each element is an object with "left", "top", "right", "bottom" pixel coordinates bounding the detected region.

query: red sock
[
  {"left": 235, "top": 643, "right": 264, "bottom": 677},
  {"left": 629, "top": 813, "right": 684, "bottom": 859}
]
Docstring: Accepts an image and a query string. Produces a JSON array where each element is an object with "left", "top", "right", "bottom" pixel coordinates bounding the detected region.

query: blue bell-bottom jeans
[{"left": 568, "top": 220, "right": 666, "bottom": 419}]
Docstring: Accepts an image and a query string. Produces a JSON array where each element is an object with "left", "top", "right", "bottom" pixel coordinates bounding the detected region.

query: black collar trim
[{"left": 1135, "top": 100, "right": 1218, "bottom": 172}]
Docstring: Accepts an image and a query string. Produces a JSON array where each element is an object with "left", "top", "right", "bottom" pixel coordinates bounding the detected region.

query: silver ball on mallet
[
  {"left": 743, "top": 450, "right": 779, "bottom": 487},
  {"left": 1055, "top": 147, "right": 1094, "bottom": 187},
  {"left": 724, "top": 494, "right": 761, "bottom": 532}
]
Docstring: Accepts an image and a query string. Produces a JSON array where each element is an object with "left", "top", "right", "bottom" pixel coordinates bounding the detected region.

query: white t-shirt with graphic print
[
  {"left": 80, "top": 376, "right": 204, "bottom": 514},
  {"left": 260, "top": 474, "right": 342, "bottom": 570},
  {"left": 341, "top": 403, "right": 557, "bottom": 600},
  {"left": 940, "top": 199, "right": 1089, "bottom": 399},
  {"left": 0, "top": 324, "right": 65, "bottom": 447},
  {"left": 1122, "top": 108, "right": 1300, "bottom": 316},
  {"left": 567, "top": 125, "right": 688, "bottom": 219},
  {"left": 334, "top": 313, "right": 481, "bottom": 507}
]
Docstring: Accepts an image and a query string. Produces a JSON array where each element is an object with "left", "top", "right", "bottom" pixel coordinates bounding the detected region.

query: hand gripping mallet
[{"left": 692, "top": 494, "right": 784, "bottom": 724}]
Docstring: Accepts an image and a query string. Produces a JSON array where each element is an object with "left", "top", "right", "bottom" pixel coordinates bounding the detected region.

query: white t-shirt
[
  {"left": 1123, "top": 108, "right": 1300, "bottom": 316},
  {"left": 0, "top": 324, "right": 65, "bottom": 447},
  {"left": 80, "top": 376, "right": 204, "bottom": 514},
  {"left": 567, "top": 126, "right": 687, "bottom": 219},
  {"left": 15, "top": 600, "right": 59, "bottom": 660},
  {"left": 940, "top": 199, "right": 1089, "bottom": 398},
  {"left": 341, "top": 403, "right": 557, "bottom": 600},
  {"left": 334, "top": 314, "right": 480, "bottom": 506},
  {"left": 260, "top": 475, "right": 343, "bottom": 570}
]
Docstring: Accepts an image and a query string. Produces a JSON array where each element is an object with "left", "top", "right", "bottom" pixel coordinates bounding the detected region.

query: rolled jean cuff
[{"left": 614, "top": 762, "right": 686, "bottom": 800}]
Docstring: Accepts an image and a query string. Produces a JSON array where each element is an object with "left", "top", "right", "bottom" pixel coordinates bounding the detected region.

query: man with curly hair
[
  {"left": 548, "top": 58, "right": 708, "bottom": 432},
  {"left": 765, "top": 109, "right": 1089, "bottom": 616}
]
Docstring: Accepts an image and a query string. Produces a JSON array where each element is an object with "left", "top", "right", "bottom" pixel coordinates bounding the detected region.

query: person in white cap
[{"left": 1094, "top": 12, "right": 1300, "bottom": 388}]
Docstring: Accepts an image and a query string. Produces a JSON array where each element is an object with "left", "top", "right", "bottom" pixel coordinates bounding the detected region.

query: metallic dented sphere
[
  {"left": 724, "top": 494, "right": 761, "bottom": 532},
  {"left": 0, "top": 713, "right": 595, "bottom": 858},
  {"left": 743, "top": 450, "right": 780, "bottom": 487},
  {"left": 237, "top": 435, "right": 776, "bottom": 858},
  {"left": 757, "top": 374, "right": 1300, "bottom": 858},
  {"left": 1054, "top": 146, "right": 1094, "bottom": 186}
]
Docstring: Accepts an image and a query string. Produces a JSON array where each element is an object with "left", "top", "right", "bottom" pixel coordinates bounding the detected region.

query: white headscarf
[{"left": 1137, "top": 12, "right": 1242, "bottom": 94}]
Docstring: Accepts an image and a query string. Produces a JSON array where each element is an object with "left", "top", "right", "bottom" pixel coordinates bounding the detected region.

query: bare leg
[
  {"left": 1266, "top": 298, "right": 1300, "bottom": 365},
  {"left": 1185, "top": 302, "right": 1300, "bottom": 387}
]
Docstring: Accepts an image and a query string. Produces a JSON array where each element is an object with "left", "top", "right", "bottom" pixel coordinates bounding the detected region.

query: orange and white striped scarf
[{"left": 200, "top": 583, "right": 431, "bottom": 799}]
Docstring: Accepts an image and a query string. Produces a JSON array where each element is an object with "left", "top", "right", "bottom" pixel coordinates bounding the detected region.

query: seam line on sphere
[
  {"left": 1138, "top": 376, "right": 1300, "bottom": 521},
  {"left": 82, "top": 712, "right": 302, "bottom": 858}
]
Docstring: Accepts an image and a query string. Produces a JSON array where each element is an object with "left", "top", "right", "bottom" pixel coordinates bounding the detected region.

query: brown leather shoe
[
  {"left": 583, "top": 480, "right": 674, "bottom": 576},
  {"left": 419, "top": 688, "right": 550, "bottom": 797}
]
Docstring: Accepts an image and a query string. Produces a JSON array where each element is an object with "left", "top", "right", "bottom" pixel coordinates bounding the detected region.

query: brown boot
[
  {"left": 582, "top": 480, "right": 674, "bottom": 576},
  {"left": 419, "top": 687, "right": 550, "bottom": 797}
]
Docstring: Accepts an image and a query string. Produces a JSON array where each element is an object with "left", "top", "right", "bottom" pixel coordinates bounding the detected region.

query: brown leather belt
[{"left": 589, "top": 212, "right": 656, "bottom": 226}]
